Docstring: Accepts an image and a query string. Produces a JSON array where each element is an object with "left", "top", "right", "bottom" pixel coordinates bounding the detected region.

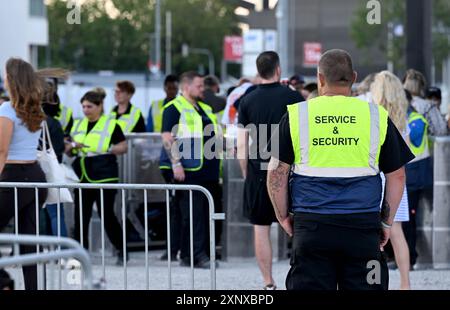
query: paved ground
[{"left": 5, "top": 250, "right": 450, "bottom": 290}]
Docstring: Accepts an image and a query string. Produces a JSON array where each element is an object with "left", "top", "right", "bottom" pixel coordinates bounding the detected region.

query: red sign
[
  {"left": 303, "top": 42, "right": 322, "bottom": 67},
  {"left": 223, "top": 36, "right": 243, "bottom": 62}
]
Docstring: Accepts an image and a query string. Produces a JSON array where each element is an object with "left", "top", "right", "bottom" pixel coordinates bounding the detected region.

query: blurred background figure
[
  {"left": 302, "top": 82, "right": 318, "bottom": 100},
  {"left": 41, "top": 77, "right": 74, "bottom": 135},
  {"left": 41, "top": 80, "right": 68, "bottom": 237},
  {"left": 111, "top": 80, "right": 146, "bottom": 134},
  {"left": 425, "top": 86, "right": 449, "bottom": 132},
  {"left": 0, "top": 87, "right": 9, "bottom": 105},
  {"left": 425, "top": 86, "right": 442, "bottom": 110},
  {"left": 402, "top": 88, "right": 433, "bottom": 270},
  {"left": 403, "top": 69, "right": 447, "bottom": 136},
  {"left": 356, "top": 73, "right": 376, "bottom": 103},
  {"left": 147, "top": 74, "right": 179, "bottom": 133},
  {"left": 202, "top": 75, "right": 226, "bottom": 114},
  {"left": 221, "top": 77, "right": 254, "bottom": 136},
  {"left": 288, "top": 74, "right": 305, "bottom": 93}
]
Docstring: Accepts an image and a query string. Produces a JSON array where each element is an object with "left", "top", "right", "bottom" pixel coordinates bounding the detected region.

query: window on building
[{"left": 29, "top": 0, "right": 46, "bottom": 17}]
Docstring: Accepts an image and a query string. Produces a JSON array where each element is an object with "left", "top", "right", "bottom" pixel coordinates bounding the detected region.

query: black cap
[
  {"left": 425, "top": 86, "right": 441, "bottom": 99},
  {"left": 289, "top": 74, "right": 305, "bottom": 84}
]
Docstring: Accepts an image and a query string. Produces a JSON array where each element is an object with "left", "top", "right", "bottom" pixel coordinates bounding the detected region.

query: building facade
[
  {"left": 286, "top": 0, "right": 387, "bottom": 79},
  {"left": 0, "top": 0, "right": 48, "bottom": 71}
]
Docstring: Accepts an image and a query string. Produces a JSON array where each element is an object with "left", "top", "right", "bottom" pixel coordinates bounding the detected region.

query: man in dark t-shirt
[{"left": 237, "top": 51, "right": 304, "bottom": 290}]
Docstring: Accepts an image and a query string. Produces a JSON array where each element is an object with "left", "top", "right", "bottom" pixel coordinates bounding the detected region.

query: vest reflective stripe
[
  {"left": 111, "top": 105, "right": 142, "bottom": 133},
  {"left": 289, "top": 97, "right": 388, "bottom": 178},
  {"left": 151, "top": 99, "right": 165, "bottom": 133},
  {"left": 79, "top": 157, "right": 119, "bottom": 183},
  {"left": 71, "top": 115, "right": 115, "bottom": 155},
  {"left": 408, "top": 111, "right": 430, "bottom": 162},
  {"left": 368, "top": 102, "right": 380, "bottom": 170},
  {"left": 55, "top": 104, "right": 72, "bottom": 131},
  {"left": 161, "top": 96, "right": 218, "bottom": 171},
  {"left": 71, "top": 115, "right": 118, "bottom": 183}
]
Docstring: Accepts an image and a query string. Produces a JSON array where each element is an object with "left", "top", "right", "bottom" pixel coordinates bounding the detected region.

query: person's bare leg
[
  {"left": 254, "top": 225, "right": 275, "bottom": 287},
  {"left": 390, "top": 222, "right": 411, "bottom": 290}
]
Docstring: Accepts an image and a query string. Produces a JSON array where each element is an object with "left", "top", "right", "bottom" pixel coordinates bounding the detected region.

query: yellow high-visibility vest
[
  {"left": 287, "top": 96, "right": 388, "bottom": 178},
  {"left": 160, "top": 96, "right": 219, "bottom": 171},
  {"left": 110, "top": 104, "right": 143, "bottom": 133},
  {"left": 71, "top": 114, "right": 119, "bottom": 183}
]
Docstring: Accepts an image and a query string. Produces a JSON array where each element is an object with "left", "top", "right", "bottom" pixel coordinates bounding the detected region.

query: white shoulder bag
[{"left": 37, "top": 121, "right": 74, "bottom": 204}]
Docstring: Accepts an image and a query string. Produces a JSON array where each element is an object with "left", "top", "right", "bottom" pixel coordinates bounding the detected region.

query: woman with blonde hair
[
  {"left": 371, "top": 70, "right": 411, "bottom": 290},
  {"left": 0, "top": 58, "right": 67, "bottom": 289}
]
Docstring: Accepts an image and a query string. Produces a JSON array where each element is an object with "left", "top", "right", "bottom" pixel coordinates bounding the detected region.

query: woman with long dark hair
[{"left": 0, "top": 58, "right": 66, "bottom": 290}]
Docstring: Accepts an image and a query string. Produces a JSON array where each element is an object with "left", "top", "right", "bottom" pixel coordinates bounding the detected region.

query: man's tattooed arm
[
  {"left": 161, "top": 132, "right": 181, "bottom": 165},
  {"left": 267, "top": 157, "right": 291, "bottom": 222},
  {"left": 380, "top": 199, "right": 391, "bottom": 223}
]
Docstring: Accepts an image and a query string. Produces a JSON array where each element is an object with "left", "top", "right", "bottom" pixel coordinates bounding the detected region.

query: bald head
[{"left": 318, "top": 49, "right": 355, "bottom": 88}]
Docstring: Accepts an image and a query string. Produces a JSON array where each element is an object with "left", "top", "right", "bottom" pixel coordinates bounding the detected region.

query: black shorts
[{"left": 243, "top": 172, "right": 277, "bottom": 226}]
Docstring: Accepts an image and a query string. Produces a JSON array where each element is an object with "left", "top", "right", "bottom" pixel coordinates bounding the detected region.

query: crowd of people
[{"left": 0, "top": 48, "right": 449, "bottom": 290}]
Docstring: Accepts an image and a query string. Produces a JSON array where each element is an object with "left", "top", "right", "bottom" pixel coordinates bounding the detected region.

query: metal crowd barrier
[
  {"left": 119, "top": 133, "right": 167, "bottom": 242},
  {"left": 0, "top": 234, "right": 93, "bottom": 290},
  {"left": 0, "top": 182, "right": 225, "bottom": 290}
]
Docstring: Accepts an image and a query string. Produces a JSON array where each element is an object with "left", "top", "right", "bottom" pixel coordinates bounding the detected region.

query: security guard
[
  {"left": 41, "top": 78, "right": 74, "bottom": 134},
  {"left": 267, "top": 49, "right": 414, "bottom": 290},
  {"left": 111, "top": 80, "right": 146, "bottom": 133},
  {"left": 147, "top": 74, "right": 179, "bottom": 132},
  {"left": 55, "top": 102, "right": 73, "bottom": 133},
  {"left": 67, "top": 91, "right": 128, "bottom": 265},
  {"left": 160, "top": 71, "right": 221, "bottom": 268},
  {"left": 403, "top": 97, "right": 432, "bottom": 268}
]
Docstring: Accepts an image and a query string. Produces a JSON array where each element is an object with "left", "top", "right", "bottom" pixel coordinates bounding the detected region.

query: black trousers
[
  {"left": 162, "top": 171, "right": 181, "bottom": 255},
  {"left": 402, "top": 189, "right": 431, "bottom": 266},
  {"left": 177, "top": 182, "right": 220, "bottom": 263},
  {"left": 0, "top": 163, "right": 47, "bottom": 290},
  {"left": 73, "top": 187, "right": 123, "bottom": 252},
  {"left": 286, "top": 212, "right": 388, "bottom": 290}
]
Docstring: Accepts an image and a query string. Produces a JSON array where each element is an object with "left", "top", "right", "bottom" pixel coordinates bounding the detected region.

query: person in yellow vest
[
  {"left": 41, "top": 78, "right": 74, "bottom": 134},
  {"left": 147, "top": 74, "right": 179, "bottom": 132},
  {"left": 111, "top": 80, "right": 146, "bottom": 133},
  {"left": 267, "top": 49, "right": 415, "bottom": 290},
  {"left": 67, "top": 91, "right": 128, "bottom": 265},
  {"left": 159, "top": 71, "right": 221, "bottom": 269},
  {"left": 403, "top": 89, "right": 433, "bottom": 271}
]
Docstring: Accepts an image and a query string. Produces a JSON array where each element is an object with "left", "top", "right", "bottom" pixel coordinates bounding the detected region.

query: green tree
[
  {"left": 350, "top": 0, "right": 406, "bottom": 73},
  {"left": 350, "top": 0, "right": 450, "bottom": 78},
  {"left": 45, "top": 0, "right": 241, "bottom": 75}
]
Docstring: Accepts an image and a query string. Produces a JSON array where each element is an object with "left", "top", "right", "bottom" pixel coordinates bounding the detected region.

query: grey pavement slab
[{"left": 5, "top": 250, "right": 450, "bottom": 290}]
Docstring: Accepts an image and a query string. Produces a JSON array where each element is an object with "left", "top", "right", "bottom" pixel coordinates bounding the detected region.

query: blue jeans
[{"left": 46, "top": 204, "right": 68, "bottom": 237}]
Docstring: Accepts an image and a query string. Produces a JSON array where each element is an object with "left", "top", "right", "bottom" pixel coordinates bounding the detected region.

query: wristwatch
[{"left": 172, "top": 162, "right": 182, "bottom": 169}]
